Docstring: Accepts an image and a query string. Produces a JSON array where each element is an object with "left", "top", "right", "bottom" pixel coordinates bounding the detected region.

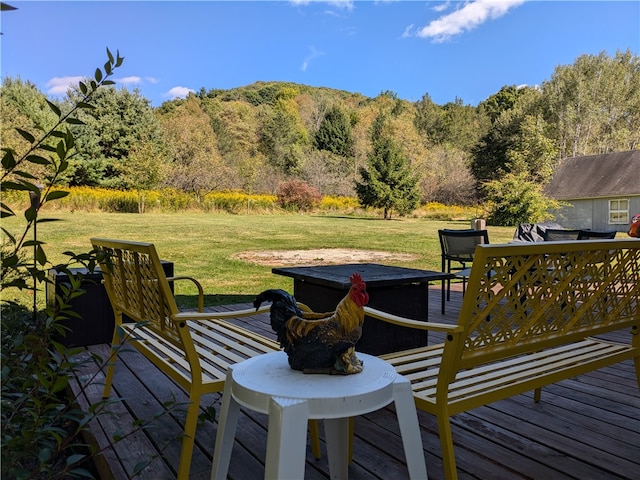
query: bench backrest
[
  {"left": 91, "top": 238, "right": 184, "bottom": 347},
  {"left": 454, "top": 239, "right": 640, "bottom": 370}
]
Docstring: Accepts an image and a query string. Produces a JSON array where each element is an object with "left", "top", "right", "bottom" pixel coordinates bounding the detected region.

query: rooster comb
[{"left": 349, "top": 272, "right": 365, "bottom": 286}]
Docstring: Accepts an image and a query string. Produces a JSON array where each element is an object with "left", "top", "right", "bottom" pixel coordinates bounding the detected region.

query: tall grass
[{"left": 1, "top": 211, "right": 515, "bottom": 309}]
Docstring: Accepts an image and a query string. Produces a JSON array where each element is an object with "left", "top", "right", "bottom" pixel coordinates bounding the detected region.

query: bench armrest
[
  {"left": 167, "top": 276, "right": 205, "bottom": 312},
  {"left": 172, "top": 302, "right": 311, "bottom": 322},
  {"left": 364, "top": 306, "right": 463, "bottom": 334},
  {"left": 172, "top": 303, "right": 272, "bottom": 322}
]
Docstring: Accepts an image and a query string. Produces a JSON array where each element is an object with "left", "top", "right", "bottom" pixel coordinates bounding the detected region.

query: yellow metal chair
[{"left": 91, "top": 238, "right": 320, "bottom": 479}]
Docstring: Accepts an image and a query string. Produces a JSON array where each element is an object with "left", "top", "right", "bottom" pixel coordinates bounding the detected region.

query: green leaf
[
  {"left": 95, "top": 67, "right": 103, "bottom": 83},
  {"left": 56, "top": 140, "right": 67, "bottom": 160},
  {"left": 16, "top": 128, "right": 35, "bottom": 143},
  {"left": 107, "top": 47, "right": 114, "bottom": 64},
  {"left": 1, "top": 203, "right": 16, "bottom": 217},
  {"left": 2, "top": 150, "right": 16, "bottom": 169},
  {"left": 2, "top": 181, "right": 29, "bottom": 191},
  {"left": 13, "top": 170, "right": 38, "bottom": 180},
  {"left": 26, "top": 154, "right": 51, "bottom": 165},
  {"left": 77, "top": 101, "right": 95, "bottom": 110},
  {"left": 68, "top": 468, "right": 94, "bottom": 478},
  {"left": 45, "top": 190, "right": 70, "bottom": 201},
  {"left": 79, "top": 81, "right": 88, "bottom": 94},
  {"left": 133, "top": 460, "right": 152, "bottom": 475},
  {"left": 65, "top": 454, "right": 86, "bottom": 466},
  {"left": 1, "top": 253, "right": 19, "bottom": 268},
  {"left": 24, "top": 206, "right": 37, "bottom": 222},
  {"left": 65, "top": 117, "right": 85, "bottom": 125},
  {"left": 51, "top": 373, "right": 68, "bottom": 392},
  {"left": 102, "top": 80, "right": 115, "bottom": 86},
  {"left": 38, "top": 447, "right": 52, "bottom": 463},
  {"left": 40, "top": 144, "right": 57, "bottom": 152},
  {"left": 46, "top": 99, "right": 62, "bottom": 117}
]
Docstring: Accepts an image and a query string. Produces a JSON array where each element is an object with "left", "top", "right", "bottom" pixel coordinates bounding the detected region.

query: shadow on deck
[{"left": 68, "top": 285, "right": 640, "bottom": 480}]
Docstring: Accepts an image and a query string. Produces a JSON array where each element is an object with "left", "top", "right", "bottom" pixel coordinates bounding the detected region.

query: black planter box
[{"left": 46, "top": 262, "right": 174, "bottom": 347}]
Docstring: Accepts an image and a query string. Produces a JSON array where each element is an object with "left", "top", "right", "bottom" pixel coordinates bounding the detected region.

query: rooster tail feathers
[
  {"left": 254, "top": 289, "right": 304, "bottom": 341},
  {"left": 254, "top": 289, "right": 302, "bottom": 314}
]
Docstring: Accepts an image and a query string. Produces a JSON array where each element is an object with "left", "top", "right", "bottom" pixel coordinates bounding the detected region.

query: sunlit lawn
[{"left": 2, "top": 211, "right": 515, "bottom": 308}]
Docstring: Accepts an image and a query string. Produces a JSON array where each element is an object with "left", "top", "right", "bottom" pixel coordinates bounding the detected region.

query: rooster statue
[{"left": 253, "top": 273, "right": 369, "bottom": 375}]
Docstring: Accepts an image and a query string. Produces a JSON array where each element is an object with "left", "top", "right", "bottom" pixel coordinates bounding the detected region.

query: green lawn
[{"left": 3, "top": 211, "right": 516, "bottom": 308}]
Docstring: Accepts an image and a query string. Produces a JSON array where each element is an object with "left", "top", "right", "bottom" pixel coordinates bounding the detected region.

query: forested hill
[{"left": 2, "top": 50, "right": 639, "bottom": 207}]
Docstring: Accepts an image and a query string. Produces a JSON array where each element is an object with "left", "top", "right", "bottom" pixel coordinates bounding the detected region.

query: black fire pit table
[{"left": 272, "top": 263, "right": 454, "bottom": 356}]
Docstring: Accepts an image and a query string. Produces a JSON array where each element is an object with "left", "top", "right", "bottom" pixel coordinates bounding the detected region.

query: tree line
[{"left": 2, "top": 49, "right": 638, "bottom": 221}]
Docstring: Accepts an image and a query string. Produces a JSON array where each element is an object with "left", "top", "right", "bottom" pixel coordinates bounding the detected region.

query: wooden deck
[{"left": 69, "top": 285, "right": 640, "bottom": 480}]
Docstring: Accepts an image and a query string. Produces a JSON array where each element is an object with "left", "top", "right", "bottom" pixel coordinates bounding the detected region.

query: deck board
[{"left": 68, "top": 284, "right": 640, "bottom": 479}]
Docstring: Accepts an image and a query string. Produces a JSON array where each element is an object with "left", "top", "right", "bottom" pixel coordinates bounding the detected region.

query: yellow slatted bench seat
[
  {"left": 91, "top": 238, "right": 319, "bottom": 480},
  {"left": 364, "top": 239, "right": 640, "bottom": 480}
]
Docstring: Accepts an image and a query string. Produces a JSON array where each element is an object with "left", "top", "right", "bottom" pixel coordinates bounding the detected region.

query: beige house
[{"left": 544, "top": 150, "right": 640, "bottom": 232}]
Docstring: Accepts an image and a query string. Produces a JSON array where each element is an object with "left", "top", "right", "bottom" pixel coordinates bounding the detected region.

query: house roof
[{"left": 544, "top": 150, "right": 640, "bottom": 200}]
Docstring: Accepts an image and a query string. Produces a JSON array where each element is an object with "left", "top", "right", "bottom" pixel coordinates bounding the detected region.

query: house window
[{"left": 609, "top": 199, "right": 629, "bottom": 224}]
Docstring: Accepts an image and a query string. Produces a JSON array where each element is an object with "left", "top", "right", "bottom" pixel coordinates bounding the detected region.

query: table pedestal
[{"left": 210, "top": 351, "right": 428, "bottom": 480}]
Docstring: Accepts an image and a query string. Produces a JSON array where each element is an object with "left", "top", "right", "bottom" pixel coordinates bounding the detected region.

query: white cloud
[
  {"left": 116, "top": 76, "right": 159, "bottom": 85},
  {"left": 290, "top": 0, "right": 354, "bottom": 11},
  {"left": 301, "top": 46, "right": 325, "bottom": 72},
  {"left": 164, "top": 86, "right": 194, "bottom": 100},
  {"left": 432, "top": 1, "right": 451, "bottom": 13},
  {"left": 402, "top": 24, "right": 415, "bottom": 39},
  {"left": 416, "top": 0, "right": 526, "bottom": 43},
  {"left": 118, "top": 76, "right": 143, "bottom": 84},
  {"left": 45, "top": 76, "right": 84, "bottom": 95},
  {"left": 45, "top": 75, "right": 161, "bottom": 96}
]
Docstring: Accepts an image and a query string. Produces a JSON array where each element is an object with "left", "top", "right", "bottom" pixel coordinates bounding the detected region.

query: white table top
[{"left": 230, "top": 351, "right": 399, "bottom": 418}]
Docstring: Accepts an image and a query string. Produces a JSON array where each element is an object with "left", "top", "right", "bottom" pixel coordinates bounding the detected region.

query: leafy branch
[{"left": 1, "top": 48, "right": 124, "bottom": 290}]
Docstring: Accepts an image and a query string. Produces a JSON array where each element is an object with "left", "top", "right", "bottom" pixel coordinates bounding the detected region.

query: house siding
[
  {"left": 545, "top": 151, "right": 640, "bottom": 234},
  {"left": 550, "top": 195, "right": 640, "bottom": 232}
]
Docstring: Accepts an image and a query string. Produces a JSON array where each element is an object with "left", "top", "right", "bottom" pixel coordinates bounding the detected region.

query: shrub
[
  {"left": 276, "top": 180, "right": 321, "bottom": 212},
  {"left": 484, "top": 173, "right": 558, "bottom": 226}
]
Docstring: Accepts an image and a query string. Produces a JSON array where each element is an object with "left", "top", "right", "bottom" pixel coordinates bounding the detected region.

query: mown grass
[{"left": 2, "top": 211, "right": 515, "bottom": 308}]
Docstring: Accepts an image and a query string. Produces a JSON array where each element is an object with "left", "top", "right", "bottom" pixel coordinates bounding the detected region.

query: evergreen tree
[
  {"left": 67, "top": 86, "right": 165, "bottom": 187},
  {"left": 315, "top": 105, "right": 354, "bottom": 157},
  {"left": 355, "top": 114, "right": 420, "bottom": 219}
]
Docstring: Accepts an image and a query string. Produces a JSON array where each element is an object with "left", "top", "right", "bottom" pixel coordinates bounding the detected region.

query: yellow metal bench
[
  {"left": 91, "top": 238, "right": 319, "bottom": 480},
  {"left": 364, "top": 239, "right": 640, "bottom": 480}
]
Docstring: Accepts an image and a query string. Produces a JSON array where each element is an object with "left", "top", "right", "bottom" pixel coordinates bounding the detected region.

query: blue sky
[{"left": 1, "top": 1, "right": 638, "bottom": 107}]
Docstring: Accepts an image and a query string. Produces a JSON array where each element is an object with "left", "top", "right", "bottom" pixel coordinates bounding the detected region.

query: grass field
[{"left": 2, "top": 211, "right": 516, "bottom": 308}]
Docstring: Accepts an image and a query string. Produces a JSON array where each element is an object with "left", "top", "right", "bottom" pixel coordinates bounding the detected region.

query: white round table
[{"left": 210, "top": 351, "right": 427, "bottom": 479}]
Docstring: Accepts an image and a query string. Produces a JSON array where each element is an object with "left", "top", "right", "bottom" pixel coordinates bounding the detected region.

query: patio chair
[
  {"left": 438, "top": 229, "right": 489, "bottom": 302},
  {"left": 543, "top": 228, "right": 582, "bottom": 241},
  {"left": 577, "top": 230, "right": 617, "bottom": 240}
]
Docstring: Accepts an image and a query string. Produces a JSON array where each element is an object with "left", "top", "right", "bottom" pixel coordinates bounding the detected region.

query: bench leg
[
  {"left": 393, "top": 377, "right": 428, "bottom": 479},
  {"left": 265, "top": 396, "right": 309, "bottom": 480},
  {"left": 102, "top": 330, "right": 120, "bottom": 399},
  {"left": 534, "top": 387, "right": 542, "bottom": 402},
  {"left": 437, "top": 411, "right": 458, "bottom": 480},
  {"left": 309, "top": 419, "right": 322, "bottom": 459},
  {"left": 177, "top": 388, "right": 202, "bottom": 480}
]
